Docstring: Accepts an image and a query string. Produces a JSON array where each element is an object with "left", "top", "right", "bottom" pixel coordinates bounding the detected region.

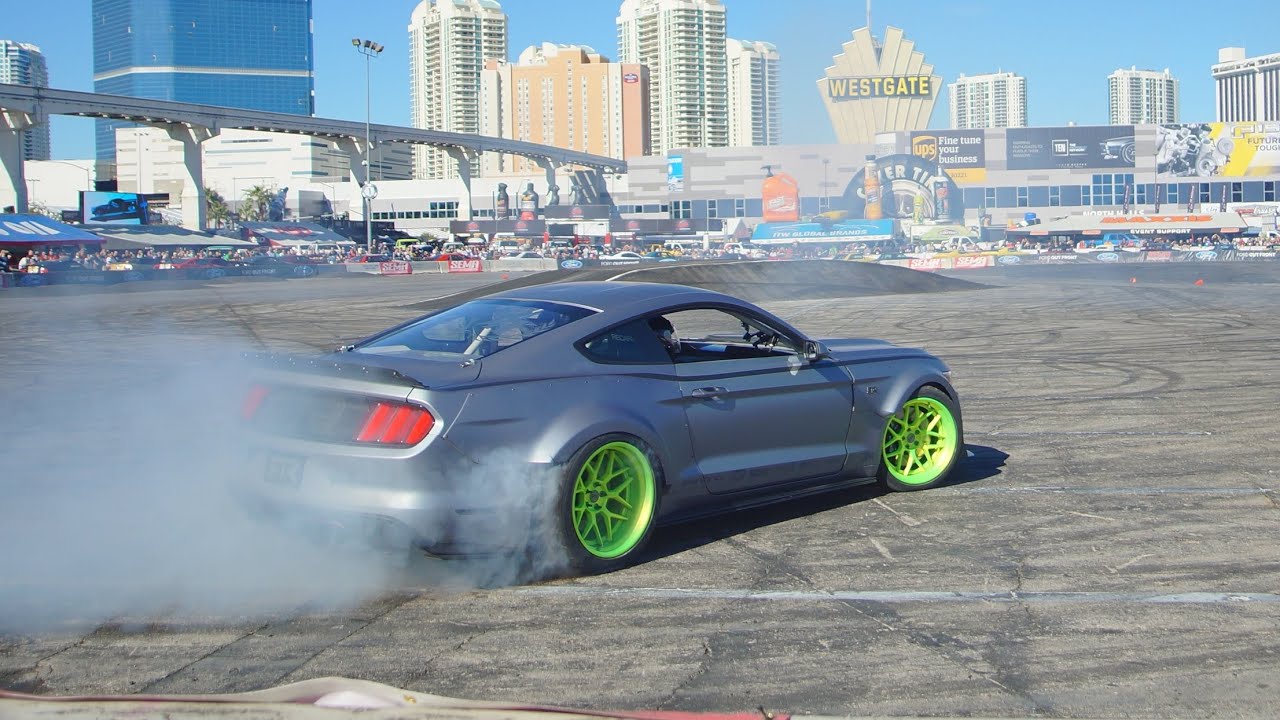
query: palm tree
[
  {"left": 241, "top": 185, "right": 273, "bottom": 222},
  {"left": 205, "top": 187, "right": 229, "bottom": 228}
]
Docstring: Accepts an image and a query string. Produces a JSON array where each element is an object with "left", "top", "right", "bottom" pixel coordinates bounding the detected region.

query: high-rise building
[
  {"left": 617, "top": 0, "right": 728, "bottom": 154},
  {"left": 0, "top": 40, "right": 51, "bottom": 161},
  {"left": 409, "top": 0, "right": 508, "bottom": 180},
  {"left": 1214, "top": 47, "right": 1280, "bottom": 122},
  {"left": 726, "top": 39, "right": 779, "bottom": 148},
  {"left": 1108, "top": 67, "right": 1179, "bottom": 125},
  {"left": 949, "top": 72, "right": 1026, "bottom": 129},
  {"left": 91, "top": 0, "right": 315, "bottom": 163},
  {"left": 480, "top": 43, "right": 649, "bottom": 176}
]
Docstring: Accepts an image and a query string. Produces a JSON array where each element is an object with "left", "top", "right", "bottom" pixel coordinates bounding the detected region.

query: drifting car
[
  {"left": 170, "top": 256, "right": 237, "bottom": 280},
  {"left": 239, "top": 282, "right": 963, "bottom": 576},
  {"left": 236, "top": 255, "right": 319, "bottom": 278}
]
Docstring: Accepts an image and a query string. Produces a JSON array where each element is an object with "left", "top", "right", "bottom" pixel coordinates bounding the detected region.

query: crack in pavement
[{"left": 720, "top": 534, "right": 1055, "bottom": 715}]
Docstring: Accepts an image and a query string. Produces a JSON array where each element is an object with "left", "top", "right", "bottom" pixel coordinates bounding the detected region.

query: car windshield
[{"left": 354, "top": 299, "right": 596, "bottom": 359}]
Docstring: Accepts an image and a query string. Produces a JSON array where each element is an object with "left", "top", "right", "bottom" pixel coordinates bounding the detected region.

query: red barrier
[
  {"left": 952, "top": 255, "right": 991, "bottom": 270},
  {"left": 908, "top": 258, "right": 945, "bottom": 272},
  {"left": 378, "top": 260, "right": 413, "bottom": 276},
  {"left": 446, "top": 259, "right": 483, "bottom": 273}
]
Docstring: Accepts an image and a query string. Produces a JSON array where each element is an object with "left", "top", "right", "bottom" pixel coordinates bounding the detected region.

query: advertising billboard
[
  {"left": 910, "top": 130, "right": 987, "bottom": 184},
  {"left": 667, "top": 155, "right": 684, "bottom": 192},
  {"left": 81, "top": 192, "right": 149, "bottom": 225},
  {"left": 1006, "top": 126, "right": 1137, "bottom": 170},
  {"left": 837, "top": 153, "right": 964, "bottom": 222},
  {"left": 762, "top": 171, "right": 801, "bottom": 222},
  {"left": 1156, "top": 122, "right": 1280, "bottom": 179},
  {"left": 818, "top": 27, "right": 941, "bottom": 146},
  {"left": 751, "top": 219, "right": 894, "bottom": 245}
]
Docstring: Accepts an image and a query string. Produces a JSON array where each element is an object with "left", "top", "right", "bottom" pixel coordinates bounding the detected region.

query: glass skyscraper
[{"left": 92, "top": 0, "right": 315, "bottom": 161}]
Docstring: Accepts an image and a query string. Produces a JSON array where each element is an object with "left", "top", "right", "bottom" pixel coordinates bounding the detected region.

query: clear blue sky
[{"left": 5, "top": 0, "right": 1278, "bottom": 159}]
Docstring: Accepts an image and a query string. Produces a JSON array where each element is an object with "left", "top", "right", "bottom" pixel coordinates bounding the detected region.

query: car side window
[
  {"left": 581, "top": 319, "right": 674, "bottom": 364},
  {"left": 663, "top": 307, "right": 799, "bottom": 363}
]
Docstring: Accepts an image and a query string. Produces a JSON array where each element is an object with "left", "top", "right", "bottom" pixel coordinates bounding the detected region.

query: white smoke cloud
[{"left": 0, "top": 321, "right": 567, "bottom": 635}]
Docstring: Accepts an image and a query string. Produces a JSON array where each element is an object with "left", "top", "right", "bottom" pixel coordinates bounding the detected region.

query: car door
[{"left": 664, "top": 307, "right": 855, "bottom": 494}]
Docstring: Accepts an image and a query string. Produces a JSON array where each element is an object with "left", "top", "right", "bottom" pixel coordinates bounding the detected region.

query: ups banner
[{"left": 910, "top": 130, "right": 987, "bottom": 184}]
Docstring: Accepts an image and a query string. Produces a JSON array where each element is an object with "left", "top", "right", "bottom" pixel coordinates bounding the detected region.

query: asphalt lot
[{"left": 2, "top": 264, "right": 1280, "bottom": 718}]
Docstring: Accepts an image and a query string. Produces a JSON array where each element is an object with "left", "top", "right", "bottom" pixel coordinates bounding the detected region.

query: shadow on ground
[{"left": 637, "top": 444, "right": 1009, "bottom": 567}]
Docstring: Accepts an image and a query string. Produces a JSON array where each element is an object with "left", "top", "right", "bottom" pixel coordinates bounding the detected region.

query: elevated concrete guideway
[{"left": 0, "top": 84, "right": 627, "bottom": 230}]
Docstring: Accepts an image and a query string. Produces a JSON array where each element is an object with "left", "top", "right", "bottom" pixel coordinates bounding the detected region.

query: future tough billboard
[
  {"left": 1156, "top": 122, "right": 1280, "bottom": 179},
  {"left": 818, "top": 26, "right": 940, "bottom": 146}
]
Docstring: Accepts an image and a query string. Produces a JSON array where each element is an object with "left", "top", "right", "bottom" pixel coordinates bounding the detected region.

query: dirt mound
[{"left": 407, "top": 259, "right": 985, "bottom": 310}]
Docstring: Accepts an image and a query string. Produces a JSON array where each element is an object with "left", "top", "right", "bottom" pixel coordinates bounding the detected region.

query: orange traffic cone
[
  {"left": 501, "top": 273, "right": 510, "bottom": 280},
  {"left": 1130, "top": 277, "right": 1137, "bottom": 284},
  {"left": 1194, "top": 278, "right": 1205, "bottom": 286}
]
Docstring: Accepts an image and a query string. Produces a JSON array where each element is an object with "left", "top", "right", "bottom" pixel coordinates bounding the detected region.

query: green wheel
[
  {"left": 555, "top": 435, "right": 660, "bottom": 574},
  {"left": 879, "top": 386, "right": 961, "bottom": 492}
]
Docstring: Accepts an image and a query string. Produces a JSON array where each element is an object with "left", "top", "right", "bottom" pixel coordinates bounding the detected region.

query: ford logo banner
[
  {"left": 996, "top": 255, "right": 1021, "bottom": 265},
  {"left": 1195, "top": 251, "right": 1218, "bottom": 261},
  {"left": 561, "top": 259, "right": 584, "bottom": 270},
  {"left": 1097, "top": 252, "right": 1120, "bottom": 263}
]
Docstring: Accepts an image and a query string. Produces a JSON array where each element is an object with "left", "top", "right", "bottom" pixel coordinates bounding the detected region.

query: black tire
[
  {"left": 877, "top": 386, "right": 963, "bottom": 492},
  {"left": 546, "top": 433, "right": 662, "bottom": 578}
]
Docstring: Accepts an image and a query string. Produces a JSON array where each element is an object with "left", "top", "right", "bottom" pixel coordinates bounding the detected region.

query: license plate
[{"left": 264, "top": 454, "right": 304, "bottom": 489}]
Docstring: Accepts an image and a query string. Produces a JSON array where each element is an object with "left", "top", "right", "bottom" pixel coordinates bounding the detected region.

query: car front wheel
[
  {"left": 878, "top": 386, "right": 962, "bottom": 492},
  {"left": 551, "top": 434, "right": 660, "bottom": 576}
]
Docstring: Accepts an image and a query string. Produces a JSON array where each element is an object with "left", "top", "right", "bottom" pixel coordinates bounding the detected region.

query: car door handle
[{"left": 691, "top": 387, "right": 727, "bottom": 399}]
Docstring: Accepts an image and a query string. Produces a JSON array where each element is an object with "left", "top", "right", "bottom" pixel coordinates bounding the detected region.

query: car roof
[{"left": 486, "top": 281, "right": 728, "bottom": 313}]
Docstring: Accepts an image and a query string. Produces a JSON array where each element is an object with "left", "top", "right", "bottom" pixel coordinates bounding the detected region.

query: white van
[{"left": 297, "top": 241, "right": 356, "bottom": 255}]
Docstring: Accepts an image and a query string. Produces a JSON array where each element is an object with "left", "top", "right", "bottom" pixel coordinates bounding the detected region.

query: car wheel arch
[
  {"left": 872, "top": 371, "right": 959, "bottom": 420},
  {"left": 533, "top": 410, "right": 673, "bottom": 490}
]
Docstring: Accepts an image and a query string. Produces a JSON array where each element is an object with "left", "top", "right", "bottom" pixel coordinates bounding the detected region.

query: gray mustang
[{"left": 240, "top": 281, "right": 962, "bottom": 575}]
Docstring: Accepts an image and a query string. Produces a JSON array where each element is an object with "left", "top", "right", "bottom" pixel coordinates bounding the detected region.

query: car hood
[{"left": 821, "top": 338, "right": 938, "bottom": 362}]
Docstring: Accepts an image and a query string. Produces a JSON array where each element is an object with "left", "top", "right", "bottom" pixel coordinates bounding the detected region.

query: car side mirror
[{"left": 804, "top": 340, "right": 830, "bottom": 362}]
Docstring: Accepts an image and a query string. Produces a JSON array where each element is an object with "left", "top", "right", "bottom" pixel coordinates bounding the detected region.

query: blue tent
[{"left": 0, "top": 214, "right": 105, "bottom": 245}]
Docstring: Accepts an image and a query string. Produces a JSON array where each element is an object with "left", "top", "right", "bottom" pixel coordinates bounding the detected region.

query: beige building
[
  {"left": 727, "top": 39, "right": 780, "bottom": 147},
  {"left": 480, "top": 43, "right": 650, "bottom": 176},
  {"left": 618, "top": 0, "right": 728, "bottom": 154},
  {"left": 409, "top": 0, "right": 508, "bottom": 179},
  {"left": 950, "top": 71, "right": 1027, "bottom": 129},
  {"left": 1108, "top": 67, "right": 1178, "bottom": 125}
]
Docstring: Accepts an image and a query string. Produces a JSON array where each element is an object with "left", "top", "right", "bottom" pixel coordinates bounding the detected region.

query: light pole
[
  {"left": 352, "top": 38, "right": 383, "bottom": 249},
  {"left": 822, "top": 159, "right": 830, "bottom": 213}
]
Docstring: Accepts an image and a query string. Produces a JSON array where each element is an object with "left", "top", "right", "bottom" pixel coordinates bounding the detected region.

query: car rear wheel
[
  {"left": 879, "top": 386, "right": 961, "bottom": 492},
  {"left": 553, "top": 435, "right": 660, "bottom": 575}
]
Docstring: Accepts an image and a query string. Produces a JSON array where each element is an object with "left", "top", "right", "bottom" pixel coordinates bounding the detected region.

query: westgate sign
[{"left": 827, "top": 75, "right": 934, "bottom": 100}]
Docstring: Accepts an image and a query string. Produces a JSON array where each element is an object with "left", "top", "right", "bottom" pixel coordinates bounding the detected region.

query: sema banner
[
  {"left": 910, "top": 130, "right": 987, "bottom": 184},
  {"left": 1006, "top": 126, "right": 1137, "bottom": 170},
  {"left": 1156, "top": 122, "right": 1280, "bottom": 179}
]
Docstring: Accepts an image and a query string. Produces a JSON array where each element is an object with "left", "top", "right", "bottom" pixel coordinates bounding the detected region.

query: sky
[{"left": 5, "top": 0, "right": 1279, "bottom": 160}]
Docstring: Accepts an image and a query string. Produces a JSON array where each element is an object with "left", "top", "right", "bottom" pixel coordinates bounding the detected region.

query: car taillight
[
  {"left": 242, "top": 384, "right": 270, "bottom": 420},
  {"left": 355, "top": 401, "right": 435, "bottom": 445}
]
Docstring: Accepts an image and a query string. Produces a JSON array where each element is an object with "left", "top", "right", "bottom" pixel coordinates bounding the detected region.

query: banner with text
[
  {"left": 910, "top": 130, "right": 987, "bottom": 184},
  {"left": 1156, "top": 122, "right": 1280, "bottom": 179},
  {"left": 1006, "top": 126, "right": 1137, "bottom": 170}
]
